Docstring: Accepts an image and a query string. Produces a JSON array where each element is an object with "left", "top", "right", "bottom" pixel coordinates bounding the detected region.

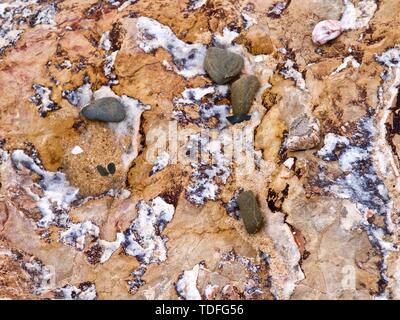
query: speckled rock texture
[{"left": 1, "top": 0, "right": 400, "bottom": 300}]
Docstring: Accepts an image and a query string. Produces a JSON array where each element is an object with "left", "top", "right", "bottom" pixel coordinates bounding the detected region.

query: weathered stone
[
  {"left": 236, "top": 26, "right": 274, "bottom": 55},
  {"left": 204, "top": 47, "right": 244, "bottom": 84},
  {"left": 237, "top": 190, "right": 264, "bottom": 234},
  {"left": 81, "top": 97, "right": 126, "bottom": 122},
  {"left": 286, "top": 114, "right": 321, "bottom": 151}
]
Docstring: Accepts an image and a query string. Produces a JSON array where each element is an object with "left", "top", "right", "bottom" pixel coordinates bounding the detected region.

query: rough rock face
[{"left": 1, "top": 0, "right": 400, "bottom": 300}]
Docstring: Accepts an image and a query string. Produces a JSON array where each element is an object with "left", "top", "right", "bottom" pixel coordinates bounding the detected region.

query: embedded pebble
[
  {"left": 237, "top": 190, "right": 264, "bottom": 234},
  {"left": 71, "top": 146, "right": 83, "bottom": 155},
  {"left": 312, "top": 20, "right": 343, "bottom": 45},
  {"left": 81, "top": 97, "right": 126, "bottom": 122},
  {"left": 283, "top": 157, "right": 295, "bottom": 169},
  {"left": 204, "top": 47, "right": 244, "bottom": 84},
  {"left": 96, "top": 165, "right": 109, "bottom": 177},
  {"left": 228, "top": 75, "right": 260, "bottom": 124},
  {"left": 107, "top": 162, "right": 116, "bottom": 174}
]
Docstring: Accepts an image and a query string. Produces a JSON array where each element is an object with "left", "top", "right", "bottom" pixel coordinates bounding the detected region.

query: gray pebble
[
  {"left": 204, "top": 47, "right": 244, "bottom": 84},
  {"left": 227, "top": 75, "right": 260, "bottom": 124},
  {"left": 81, "top": 97, "right": 126, "bottom": 122},
  {"left": 237, "top": 190, "right": 264, "bottom": 234}
]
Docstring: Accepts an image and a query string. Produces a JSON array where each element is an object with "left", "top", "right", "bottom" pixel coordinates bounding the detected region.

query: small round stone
[
  {"left": 204, "top": 47, "right": 244, "bottom": 84},
  {"left": 237, "top": 190, "right": 264, "bottom": 234},
  {"left": 231, "top": 75, "right": 260, "bottom": 116},
  {"left": 81, "top": 97, "right": 126, "bottom": 122},
  {"left": 96, "top": 165, "right": 109, "bottom": 176},
  {"left": 107, "top": 162, "right": 116, "bottom": 174}
]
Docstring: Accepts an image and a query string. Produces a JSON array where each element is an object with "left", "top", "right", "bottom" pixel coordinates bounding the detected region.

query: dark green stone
[
  {"left": 231, "top": 75, "right": 260, "bottom": 117},
  {"left": 237, "top": 190, "right": 264, "bottom": 234},
  {"left": 204, "top": 47, "right": 244, "bottom": 84},
  {"left": 107, "top": 162, "right": 116, "bottom": 174},
  {"left": 96, "top": 165, "right": 109, "bottom": 176},
  {"left": 81, "top": 97, "right": 126, "bottom": 122}
]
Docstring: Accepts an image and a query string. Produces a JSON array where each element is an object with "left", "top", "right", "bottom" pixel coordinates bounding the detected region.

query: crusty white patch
[
  {"left": 173, "top": 84, "right": 231, "bottom": 129},
  {"left": 29, "top": 84, "right": 59, "bottom": 116},
  {"left": 71, "top": 145, "right": 83, "bottom": 155},
  {"left": 55, "top": 283, "right": 97, "bottom": 300},
  {"left": 340, "top": 0, "right": 377, "bottom": 30},
  {"left": 150, "top": 151, "right": 170, "bottom": 175},
  {"left": 22, "top": 258, "right": 55, "bottom": 294},
  {"left": 204, "top": 284, "right": 219, "bottom": 300},
  {"left": 99, "top": 30, "right": 119, "bottom": 83},
  {"left": 185, "top": 133, "right": 232, "bottom": 205},
  {"left": 11, "top": 150, "right": 79, "bottom": 228},
  {"left": 212, "top": 27, "right": 240, "bottom": 48},
  {"left": 331, "top": 55, "right": 360, "bottom": 75},
  {"left": 62, "top": 82, "right": 93, "bottom": 109},
  {"left": 136, "top": 17, "right": 207, "bottom": 78},
  {"left": 241, "top": 12, "right": 257, "bottom": 29},
  {"left": 176, "top": 263, "right": 202, "bottom": 300},
  {"left": 99, "top": 31, "right": 112, "bottom": 51},
  {"left": 89, "top": 196, "right": 175, "bottom": 265},
  {"left": 0, "top": 0, "right": 57, "bottom": 53},
  {"left": 280, "top": 60, "right": 306, "bottom": 91},
  {"left": 59, "top": 221, "right": 100, "bottom": 251},
  {"left": 98, "top": 233, "right": 125, "bottom": 263},
  {"left": 283, "top": 157, "right": 294, "bottom": 169},
  {"left": 187, "top": 0, "right": 207, "bottom": 11},
  {"left": 122, "top": 197, "right": 175, "bottom": 264}
]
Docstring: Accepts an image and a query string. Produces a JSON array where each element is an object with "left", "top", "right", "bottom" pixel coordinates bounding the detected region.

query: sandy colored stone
[{"left": 236, "top": 25, "right": 275, "bottom": 55}]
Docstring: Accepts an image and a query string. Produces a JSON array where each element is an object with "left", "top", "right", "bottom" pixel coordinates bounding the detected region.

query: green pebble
[
  {"left": 231, "top": 75, "right": 260, "bottom": 117},
  {"left": 81, "top": 97, "right": 126, "bottom": 122},
  {"left": 204, "top": 47, "right": 244, "bottom": 84},
  {"left": 237, "top": 190, "right": 264, "bottom": 234},
  {"left": 96, "top": 165, "right": 109, "bottom": 176}
]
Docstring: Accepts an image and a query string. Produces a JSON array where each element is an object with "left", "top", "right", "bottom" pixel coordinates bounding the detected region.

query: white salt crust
[
  {"left": 280, "top": 59, "right": 306, "bottom": 91},
  {"left": 59, "top": 221, "right": 100, "bottom": 251},
  {"left": 99, "top": 30, "right": 119, "bottom": 82},
  {"left": 55, "top": 283, "right": 97, "bottom": 300},
  {"left": 150, "top": 151, "right": 170, "bottom": 175},
  {"left": 340, "top": 0, "right": 377, "bottom": 30},
  {"left": 94, "top": 196, "right": 175, "bottom": 264},
  {"left": 137, "top": 17, "right": 207, "bottom": 78},
  {"left": 71, "top": 145, "right": 83, "bottom": 155},
  {"left": 187, "top": 0, "right": 207, "bottom": 11},
  {"left": 29, "top": 84, "right": 58, "bottom": 116},
  {"left": 0, "top": 0, "right": 56, "bottom": 53},
  {"left": 331, "top": 55, "right": 360, "bottom": 75},
  {"left": 11, "top": 150, "right": 79, "bottom": 228},
  {"left": 176, "top": 263, "right": 202, "bottom": 300}
]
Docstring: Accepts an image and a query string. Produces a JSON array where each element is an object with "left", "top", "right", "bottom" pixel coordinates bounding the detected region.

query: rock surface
[{"left": 0, "top": 0, "right": 400, "bottom": 301}]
